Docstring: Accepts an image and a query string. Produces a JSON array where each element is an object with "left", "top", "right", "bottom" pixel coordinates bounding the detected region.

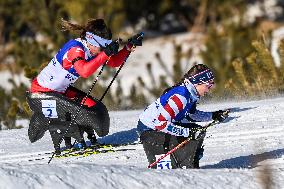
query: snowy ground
[{"left": 0, "top": 97, "right": 284, "bottom": 189}]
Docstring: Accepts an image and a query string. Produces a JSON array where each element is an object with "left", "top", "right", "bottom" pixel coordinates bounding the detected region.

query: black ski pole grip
[{"left": 137, "top": 32, "right": 144, "bottom": 40}]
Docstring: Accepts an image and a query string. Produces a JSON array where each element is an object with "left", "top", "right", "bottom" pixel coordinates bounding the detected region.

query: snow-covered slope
[{"left": 0, "top": 97, "right": 284, "bottom": 189}]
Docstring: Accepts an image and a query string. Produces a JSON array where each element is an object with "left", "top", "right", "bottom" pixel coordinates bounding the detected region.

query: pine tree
[
  {"left": 277, "top": 39, "right": 284, "bottom": 92},
  {"left": 231, "top": 58, "right": 250, "bottom": 96},
  {"left": 252, "top": 40, "right": 278, "bottom": 83},
  {"left": 229, "top": 38, "right": 284, "bottom": 97}
]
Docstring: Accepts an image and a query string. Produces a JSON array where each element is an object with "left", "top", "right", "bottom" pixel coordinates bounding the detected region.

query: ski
[
  {"left": 55, "top": 148, "right": 135, "bottom": 159},
  {"left": 26, "top": 142, "right": 140, "bottom": 162},
  {"left": 54, "top": 144, "right": 115, "bottom": 158},
  {"left": 27, "top": 148, "right": 135, "bottom": 162},
  {"left": 29, "top": 142, "right": 140, "bottom": 157}
]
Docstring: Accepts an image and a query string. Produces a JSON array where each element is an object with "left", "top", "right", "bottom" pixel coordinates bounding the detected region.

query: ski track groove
[
  {"left": 55, "top": 174, "right": 76, "bottom": 189},
  {"left": 0, "top": 150, "right": 52, "bottom": 160}
]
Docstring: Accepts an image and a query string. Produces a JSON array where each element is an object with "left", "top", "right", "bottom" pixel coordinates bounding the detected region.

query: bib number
[
  {"left": 41, "top": 100, "right": 58, "bottom": 118},
  {"left": 155, "top": 154, "right": 172, "bottom": 169}
]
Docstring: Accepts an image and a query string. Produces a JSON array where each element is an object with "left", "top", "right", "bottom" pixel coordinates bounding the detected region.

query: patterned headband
[{"left": 188, "top": 69, "right": 214, "bottom": 84}]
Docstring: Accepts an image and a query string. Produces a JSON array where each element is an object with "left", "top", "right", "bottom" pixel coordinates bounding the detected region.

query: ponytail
[{"left": 61, "top": 18, "right": 112, "bottom": 40}]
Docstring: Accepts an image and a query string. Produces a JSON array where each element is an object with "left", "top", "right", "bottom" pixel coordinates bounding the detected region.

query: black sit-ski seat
[{"left": 26, "top": 91, "right": 110, "bottom": 153}]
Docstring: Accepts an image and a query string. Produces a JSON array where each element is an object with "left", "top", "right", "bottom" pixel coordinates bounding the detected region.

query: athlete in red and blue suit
[
  {"left": 31, "top": 35, "right": 132, "bottom": 107},
  {"left": 138, "top": 64, "right": 228, "bottom": 169},
  {"left": 30, "top": 18, "right": 143, "bottom": 146}
]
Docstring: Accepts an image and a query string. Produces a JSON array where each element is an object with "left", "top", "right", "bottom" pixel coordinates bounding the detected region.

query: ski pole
[
  {"left": 48, "top": 60, "right": 109, "bottom": 164},
  {"left": 48, "top": 38, "right": 122, "bottom": 164},
  {"left": 147, "top": 109, "right": 230, "bottom": 169},
  {"left": 99, "top": 32, "right": 144, "bottom": 101},
  {"left": 171, "top": 152, "right": 181, "bottom": 168},
  {"left": 63, "top": 33, "right": 143, "bottom": 154},
  {"left": 69, "top": 33, "right": 143, "bottom": 148}
]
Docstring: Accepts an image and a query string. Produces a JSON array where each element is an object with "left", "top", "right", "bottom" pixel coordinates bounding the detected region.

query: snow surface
[{"left": 0, "top": 97, "right": 284, "bottom": 189}]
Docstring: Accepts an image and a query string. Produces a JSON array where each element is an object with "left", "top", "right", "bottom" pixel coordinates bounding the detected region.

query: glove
[
  {"left": 128, "top": 32, "right": 144, "bottom": 47},
  {"left": 103, "top": 40, "right": 119, "bottom": 56},
  {"left": 212, "top": 110, "right": 229, "bottom": 122}
]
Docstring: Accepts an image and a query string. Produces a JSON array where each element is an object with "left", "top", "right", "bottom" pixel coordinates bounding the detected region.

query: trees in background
[
  {"left": 229, "top": 39, "right": 284, "bottom": 97},
  {"left": 137, "top": 0, "right": 284, "bottom": 100},
  {"left": 0, "top": 0, "right": 284, "bottom": 129}
]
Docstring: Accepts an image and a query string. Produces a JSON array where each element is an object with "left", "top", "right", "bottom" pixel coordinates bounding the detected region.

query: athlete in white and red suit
[
  {"left": 29, "top": 18, "right": 143, "bottom": 147},
  {"left": 31, "top": 37, "right": 133, "bottom": 107}
]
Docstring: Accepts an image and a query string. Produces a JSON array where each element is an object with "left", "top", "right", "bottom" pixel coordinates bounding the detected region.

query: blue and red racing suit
[{"left": 138, "top": 82, "right": 213, "bottom": 137}]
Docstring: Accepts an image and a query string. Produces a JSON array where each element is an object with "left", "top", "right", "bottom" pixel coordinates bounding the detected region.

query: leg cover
[
  {"left": 64, "top": 86, "right": 110, "bottom": 137},
  {"left": 82, "top": 125, "right": 97, "bottom": 145},
  {"left": 140, "top": 130, "right": 200, "bottom": 169},
  {"left": 64, "top": 137, "right": 72, "bottom": 149},
  {"left": 48, "top": 120, "right": 86, "bottom": 153},
  {"left": 28, "top": 113, "right": 49, "bottom": 143},
  {"left": 193, "top": 131, "right": 206, "bottom": 168}
]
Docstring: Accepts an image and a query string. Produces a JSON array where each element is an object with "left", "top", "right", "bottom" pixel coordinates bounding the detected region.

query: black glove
[
  {"left": 103, "top": 40, "right": 119, "bottom": 56},
  {"left": 128, "top": 32, "right": 144, "bottom": 47},
  {"left": 212, "top": 110, "right": 229, "bottom": 122}
]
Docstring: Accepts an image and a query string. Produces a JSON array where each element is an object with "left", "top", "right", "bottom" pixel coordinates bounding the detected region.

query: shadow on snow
[
  {"left": 202, "top": 148, "right": 284, "bottom": 169},
  {"left": 220, "top": 106, "right": 258, "bottom": 123},
  {"left": 97, "top": 128, "right": 139, "bottom": 145},
  {"left": 229, "top": 106, "right": 258, "bottom": 113}
]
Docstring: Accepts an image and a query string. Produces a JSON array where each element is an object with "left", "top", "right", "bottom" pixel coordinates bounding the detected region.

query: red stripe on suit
[
  {"left": 170, "top": 95, "right": 183, "bottom": 111},
  {"left": 155, "top": 122, "right": 167, "bottom": 130},
  {"left": 164, "top": 104, "right": 175, "bottom": 119}
]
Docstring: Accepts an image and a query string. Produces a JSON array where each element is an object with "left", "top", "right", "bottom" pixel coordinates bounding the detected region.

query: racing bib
[
  {"left": 155, "top": 154, "right": 172, "bottom": 169},
  {"left": 41, "top": 100, "right": 58, "bottom": 118}
]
